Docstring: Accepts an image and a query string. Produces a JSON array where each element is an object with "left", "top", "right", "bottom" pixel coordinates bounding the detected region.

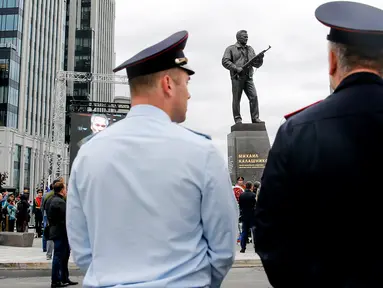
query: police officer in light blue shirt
[{"left": 66, "top": 30, "right": 239, "bottom": 288}]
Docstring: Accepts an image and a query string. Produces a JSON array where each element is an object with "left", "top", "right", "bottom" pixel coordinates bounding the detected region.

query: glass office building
[
  {"left": 64, "top": 0, "right": 116, "bottom": 144},
  {"left": 0, "top": 0, "right": 116, "bottom": 195},
  {"left": 65, "top": 0, "right": 116, "bottom": 102},
  {"left": 0, "top": 0, "right": 23, "bottom": 128},
  {"left": 0, "top": 0, "right": 66, "bottom": 196}
]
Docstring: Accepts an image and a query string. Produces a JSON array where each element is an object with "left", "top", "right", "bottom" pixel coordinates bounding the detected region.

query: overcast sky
[{"left": 114, "top": 0, "right": 382, "bottom": 159}]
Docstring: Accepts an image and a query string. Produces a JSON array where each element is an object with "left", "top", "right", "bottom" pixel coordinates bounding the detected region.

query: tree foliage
[{"left": 0, "top": 172, "right": 8, "bottom": 190}]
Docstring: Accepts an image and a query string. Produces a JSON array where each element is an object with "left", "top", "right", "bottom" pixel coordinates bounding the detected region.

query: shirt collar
[
  {"left": 126, "top": 104, "right": 171, "bottom": 123},
  {"left": 235, "top": 42, "right": 247, "bottom": 48}
]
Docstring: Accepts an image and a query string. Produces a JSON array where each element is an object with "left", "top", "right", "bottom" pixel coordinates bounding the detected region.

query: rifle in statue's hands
[{"left": 233, "top": 45, "right": 272, "bottom": 78}]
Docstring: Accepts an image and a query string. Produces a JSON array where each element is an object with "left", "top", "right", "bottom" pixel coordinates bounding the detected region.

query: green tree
[{"left": 0, "top": 172, "right": 8, "bottom": 190}]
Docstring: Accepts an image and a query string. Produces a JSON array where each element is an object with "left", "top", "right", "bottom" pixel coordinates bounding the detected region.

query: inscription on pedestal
[
  {"left": 238, "top": 153, "right": 267, "bottom": 169},
  {"left": 227, "top": 122, "right": 271, "bottom": 184}
]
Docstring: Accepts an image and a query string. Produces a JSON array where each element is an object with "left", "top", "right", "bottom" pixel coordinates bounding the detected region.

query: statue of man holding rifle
[{"left": 222, "top": 30, "right": 271, "bottom": 124}]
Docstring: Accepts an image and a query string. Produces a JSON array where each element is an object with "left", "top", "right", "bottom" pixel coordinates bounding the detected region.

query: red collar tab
[{"left": 284, "top": 100, "right": 322, "bottom": 120}]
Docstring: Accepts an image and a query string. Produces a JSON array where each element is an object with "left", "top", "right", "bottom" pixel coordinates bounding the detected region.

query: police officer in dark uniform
[{"left": 254, "top": 2, "right": 383, "bottom": 287}]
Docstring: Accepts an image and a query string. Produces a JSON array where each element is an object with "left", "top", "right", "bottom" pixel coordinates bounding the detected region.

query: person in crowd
[
  {"left": 254, "top": 2, "right": 383, "bottom": 287},
  {"left": 67, "top": 30, "right": 238, "bottom": 288},
  {"left": 233, "top": 176, "right": 245, "bottom": 203},
  {"left": 0, "top": 193, "right": 3, "bottom": 231},
  {"left": 16, "top": 194, "right": 30, "bottom": 232},
  {"left": 253, "top": 181, "right": 261, "bottom": 198},
  {"left": 1, "top": 192, "right": 8, "bottom": 231},
  {"left": 48, "top": 181, "right": 78, "bottom": 287},
  {"left": 43, "top": 178, "right": 65, "bottom": 209},
  {"left": 6, "top": 196, "right": 16, "bottom": 232},
  {"left": 238, "top": 181, "right": 256, "bottom": 253},
  {"left": 43, "top": 179, "right": 62, "bottom": 259},
  {"left": 33, "top": 189, "right": 44, "bottom": 237},
  {"left": 0, "top": 191, "right": 7, "bottom": 206}
]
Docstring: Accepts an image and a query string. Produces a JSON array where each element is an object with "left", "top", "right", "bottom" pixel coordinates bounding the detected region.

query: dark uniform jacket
[
  {"left": 254, "top": 72, "right": 383, "bottom": 288},
  {"left": 47, "top": 194, "right": 67, "bottom": 240},
  {"left": 238, "top": 189, "right": 256, "bottom": 225}
]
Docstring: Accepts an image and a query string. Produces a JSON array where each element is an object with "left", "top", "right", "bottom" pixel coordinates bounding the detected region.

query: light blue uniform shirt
[{"left": 67, "top": 105, "right": 239, "bottom": 288}]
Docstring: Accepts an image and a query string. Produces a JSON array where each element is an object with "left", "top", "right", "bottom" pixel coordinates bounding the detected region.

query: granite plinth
[
  {"left": 231, "top": 122, "right": 267, "bottom": 132},
  {"left": 0, "top": 232, "right": 34, "bottom": 247},
  {"left": 228, "top": 122, "right": 271, "bottom": 184}
]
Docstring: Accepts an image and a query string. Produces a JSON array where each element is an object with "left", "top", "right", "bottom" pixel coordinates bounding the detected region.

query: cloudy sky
[{"left": 113, "top": 0, "right": 382, "bottom": 159}]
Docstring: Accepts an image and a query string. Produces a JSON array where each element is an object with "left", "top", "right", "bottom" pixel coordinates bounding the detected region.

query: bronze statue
[{"left": 222, "top": 30, "right": 270, "bottom": 124}]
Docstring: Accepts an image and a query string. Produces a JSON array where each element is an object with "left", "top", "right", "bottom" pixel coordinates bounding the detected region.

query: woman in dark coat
[{"left": 16, "top": 194, "right": 30, "bottom": 232}]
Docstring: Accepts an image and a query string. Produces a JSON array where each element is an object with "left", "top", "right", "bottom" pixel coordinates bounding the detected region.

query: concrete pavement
[
  {"left": 0, "top": 238, "right": 261, "bottom": 270},
  {"left": 0, "top": 268, "right": 271, "bottom": 287}
]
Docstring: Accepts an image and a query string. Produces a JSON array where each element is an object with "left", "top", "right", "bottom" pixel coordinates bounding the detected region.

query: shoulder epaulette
[
  {"left": 184, "top": 128, "right": 212, "bottom": 140},
  {"left": 284, "top": 100, "right": 323, "bottom": 120}
]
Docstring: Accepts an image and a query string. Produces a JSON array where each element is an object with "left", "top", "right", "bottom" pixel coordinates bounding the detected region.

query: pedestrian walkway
[
  {"left": 0, "top": 238, "right": 76, "bottom": 270},
  {"left": 0, "top": 238, "right": 261, "bottom": 269}
]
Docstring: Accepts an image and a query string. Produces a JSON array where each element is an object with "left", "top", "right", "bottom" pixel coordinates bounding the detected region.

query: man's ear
[
  {"left": 329, "top": 49, "right": 337, "bottom": 76},
  {"left": 160, "top": 74, "right": 173, "bottom": 98}
]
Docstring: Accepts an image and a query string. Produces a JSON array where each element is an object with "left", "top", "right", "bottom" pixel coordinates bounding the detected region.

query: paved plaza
[
  {"left": 0, "top": 235, "right": 265, "bottom": 286},
  {"left": 0, "top": 268, "right": 271, "bottom": 287},
  {"left": 0, "top": 237, "right": 261, "bottom": 269}
]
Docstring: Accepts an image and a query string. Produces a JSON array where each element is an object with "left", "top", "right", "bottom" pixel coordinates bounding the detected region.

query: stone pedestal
[
  {"left": 227, "top": 122, "right": 271, "bottom": 184},
  {"left": 0, "top": 232, "right": 34, "bottom": 247}
]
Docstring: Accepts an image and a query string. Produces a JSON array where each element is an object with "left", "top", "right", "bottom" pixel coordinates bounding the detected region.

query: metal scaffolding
[{"left": 48, "top": 71, "right": 129, "bottom": 183}]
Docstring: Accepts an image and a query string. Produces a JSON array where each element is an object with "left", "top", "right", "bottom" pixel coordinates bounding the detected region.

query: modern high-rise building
[
  {"left": 64, "top": 0, "right": 116, "bottom": 147},
  {"left": 0, "top": 0, "right": 117, "bottom": 195},
  {"left": 64, "top": 0, "right": 116, "bottom": 103},
  {"left": 0, "top": 0, "right": 66, "bottom": 195}
]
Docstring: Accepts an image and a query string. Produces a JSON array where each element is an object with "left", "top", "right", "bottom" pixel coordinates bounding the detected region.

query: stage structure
[
  {"left": 47, "top": 71, "right": 129, "bottom": 186},
  {"left": 67, "top": 99, "right": 131, "bottom": 113}
]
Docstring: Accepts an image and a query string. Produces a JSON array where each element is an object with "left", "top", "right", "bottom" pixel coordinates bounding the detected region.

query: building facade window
[
  {"left": 23, "top": 147, "right": 31, "bottom": 190},
  {"left": 0, "top": 0, "right": 23, "bottom": 128},
  {"left": 13, "top": 144, "right": 21, "bottom": 191},
  {"left": 0, "top": 0, "right": 21, "bottom": 9}
]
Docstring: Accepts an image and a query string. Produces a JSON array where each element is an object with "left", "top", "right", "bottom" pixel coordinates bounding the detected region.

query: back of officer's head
[
  {"left": 129, "top": 68, "right": 191, "bottom": 124},
  {"left": 245, "top": 181, "right": 253, "bottom": 190},
  {"left": 328, "top": 42, "right": 383, "bottom": 90}
]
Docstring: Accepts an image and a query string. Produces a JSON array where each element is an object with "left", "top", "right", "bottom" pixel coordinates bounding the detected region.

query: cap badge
[{"left": 175, "top": 57, "right": 188, "bottom": 65}]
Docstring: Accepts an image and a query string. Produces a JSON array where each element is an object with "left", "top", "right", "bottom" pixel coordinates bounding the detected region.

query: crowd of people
[
  {"left": 1, "top": 177, "right": 78, "bottom": 287},
  {"left": 233, "top": 176, "right": 260, "bottom": 253},
  {"left": 0, "top": 188, "right": 49, "bottom": 237},
  {"left": 1, "top": 191, "right": 31, "bottom": 233}
]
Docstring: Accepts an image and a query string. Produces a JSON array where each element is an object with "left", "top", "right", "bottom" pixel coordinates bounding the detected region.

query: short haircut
[
  {"left": 330, "top": 41, "right": 383, "bottom": 75},
  {"left": 53, "top": 181, "right": 65, "bottom": 194},
  {"left": 245, "top": 181, "right": 253, "bottom": 190},
  {"left": 50, "top": 178, "right": 61, "bottom": 191},
  {"left": 129, "top": 68, "right": 182, "bottom": 96}
]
